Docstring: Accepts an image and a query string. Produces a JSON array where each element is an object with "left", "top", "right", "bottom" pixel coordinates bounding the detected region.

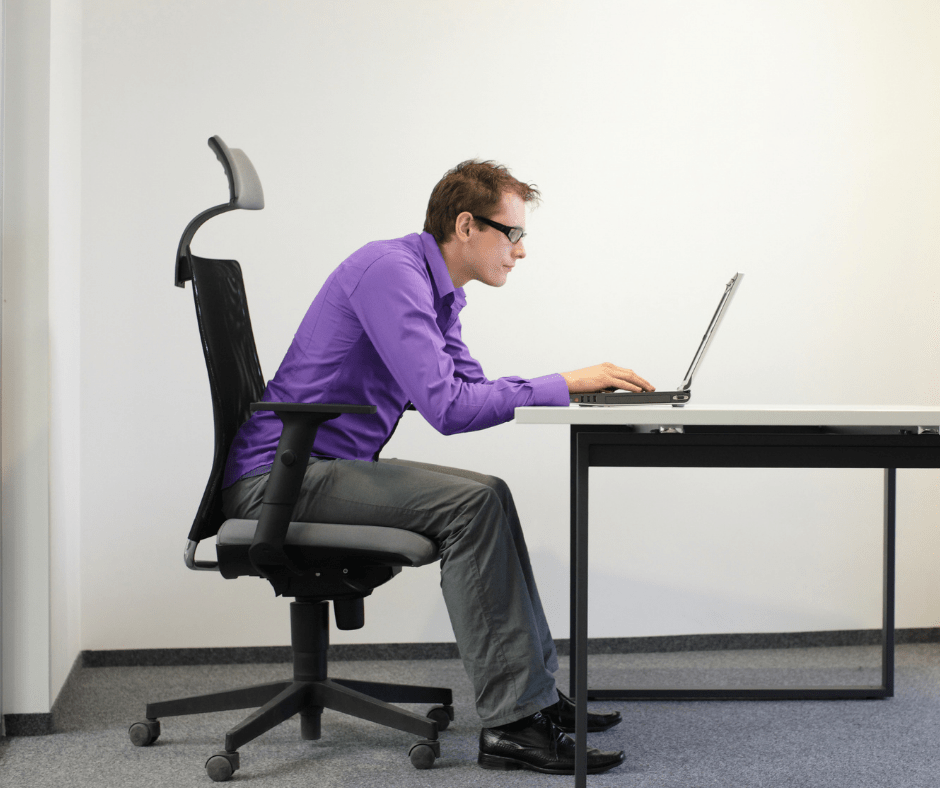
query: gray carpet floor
[{"left": 2, "top": 644, "right": 940, "bottom": 787}]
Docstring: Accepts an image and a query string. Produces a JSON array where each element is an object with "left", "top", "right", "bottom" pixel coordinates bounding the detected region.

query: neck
[{"left": 438, "top": 237, "right": 470, "bottom": 288}]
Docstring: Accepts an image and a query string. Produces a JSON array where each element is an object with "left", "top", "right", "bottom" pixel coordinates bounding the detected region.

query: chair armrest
[{"left": 248, "top": 402, "right": 376, "bottom": 589}]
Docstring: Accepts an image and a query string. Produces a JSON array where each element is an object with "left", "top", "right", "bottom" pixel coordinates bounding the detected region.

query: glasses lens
[{"left": 509, "top": 227, "right": 524, "bottom": 244}]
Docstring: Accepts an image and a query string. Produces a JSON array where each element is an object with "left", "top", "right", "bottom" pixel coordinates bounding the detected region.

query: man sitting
[{"left": 222, "top": 159, "right": 655, "bottom": 774}]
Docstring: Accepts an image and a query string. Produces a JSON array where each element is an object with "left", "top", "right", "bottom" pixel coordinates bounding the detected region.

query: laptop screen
[{"left": 679, "top": 272, "right": 744, "bottom": 391}]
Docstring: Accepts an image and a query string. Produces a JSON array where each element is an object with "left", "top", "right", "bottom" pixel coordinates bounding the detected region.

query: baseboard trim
[
  {"left": 80, "top": 626, "right": 940, "bottom": 667},
  {"left": 5, "top": 627, "right": 938, "bottom": 736},
  {"left": 555, "top": 626, "right": 940, "bottom": 656},
  {"left": 2, "top": 651, "right": 83, "bottom": 737},
  {"left": 3, "top": 713, "right": 55, "bottom": 737}
]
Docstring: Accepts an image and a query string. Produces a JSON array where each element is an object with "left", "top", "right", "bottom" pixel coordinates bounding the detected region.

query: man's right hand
[{"left": 560, "top": 363, "right": 655, "bottom": 394}]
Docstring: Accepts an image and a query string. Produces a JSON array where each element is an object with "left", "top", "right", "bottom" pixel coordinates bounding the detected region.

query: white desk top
[{"left": 515, "top": 404, "right": 940, "bottom": 431}]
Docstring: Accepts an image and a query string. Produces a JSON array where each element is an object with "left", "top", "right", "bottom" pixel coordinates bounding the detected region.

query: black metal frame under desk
[
  {"left": 531, "top": 411, "right": 940, "bottom": 788},
  {"left": 567, "top": 424, "right": 940, "bottom": 708}
]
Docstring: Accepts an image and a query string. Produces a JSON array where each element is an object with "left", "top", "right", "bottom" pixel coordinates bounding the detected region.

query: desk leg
[
  {"left": 883, "top": 468, "right": 896, "bottom": 696},
  {"left": 569, "top": 426, "right": 577, "bottom": 699},
  {"left": 573, "top": 430, "right": 590, "bottom": 788}
]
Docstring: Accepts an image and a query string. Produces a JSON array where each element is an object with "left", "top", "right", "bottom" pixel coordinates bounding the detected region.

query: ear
[{"left": 454, "top": 211, "right": 474, "bottom": 242}]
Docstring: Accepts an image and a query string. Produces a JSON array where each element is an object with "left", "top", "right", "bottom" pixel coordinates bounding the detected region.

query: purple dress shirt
[{"left": 222, "top": 231, "right": 570, "bottom": 487}]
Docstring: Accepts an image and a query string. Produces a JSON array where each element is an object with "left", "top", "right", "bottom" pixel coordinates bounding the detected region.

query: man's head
[
  {"left": 424, "top": 160, "right": 540, "bottom": 245},
  {"left": 426, "top": 160, "right": 540, "bottom": 288}
]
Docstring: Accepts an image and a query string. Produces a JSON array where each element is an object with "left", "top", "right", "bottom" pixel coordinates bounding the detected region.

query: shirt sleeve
[
  {"left": 443, "top": 312, "right": 489, "bottom": 385},
  {"left": 347, "top": 253, "right": 570, "bottom": 435}
]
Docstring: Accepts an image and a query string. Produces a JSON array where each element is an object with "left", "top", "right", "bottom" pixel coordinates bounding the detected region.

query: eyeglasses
[{"left": 472, "top": 215, "right": 527, "bottom": 244}]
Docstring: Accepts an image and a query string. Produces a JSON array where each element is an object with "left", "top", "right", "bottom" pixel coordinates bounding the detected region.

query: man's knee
[
  {"left": 468, "top": 480, "right": 503, "bottom": 512},
  {"left": 457, "top": 481, "right": 517, "bottom": 540},
  {"left": 478, "top": 474, "right": 513, "bottom": 511},
  {"left": 446, "top": 482, "right": 506, "bottom": 534}
]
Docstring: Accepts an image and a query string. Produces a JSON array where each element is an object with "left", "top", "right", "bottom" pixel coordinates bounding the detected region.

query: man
[{"left": 222, "top": 160, "right": 655, "bottom": 774}]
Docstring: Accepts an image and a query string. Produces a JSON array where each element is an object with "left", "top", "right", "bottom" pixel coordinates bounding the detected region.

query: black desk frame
[{"left": 567, "top": 424, "right": 940, "bottom": 788}]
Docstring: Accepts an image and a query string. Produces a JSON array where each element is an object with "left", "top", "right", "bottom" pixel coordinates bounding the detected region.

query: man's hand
[{"left": 561, "top": 363, "right": 655, "bottom": 394}]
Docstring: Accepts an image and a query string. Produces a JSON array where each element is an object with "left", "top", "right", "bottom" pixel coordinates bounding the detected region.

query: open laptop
[{"left": 570, "top": 272, "right": 744, "bottom": 407}]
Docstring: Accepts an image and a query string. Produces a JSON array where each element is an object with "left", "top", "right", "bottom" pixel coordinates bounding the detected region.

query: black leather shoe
[
  {"left": 478, "top": 711, "right": 625, "bottom": 774},
  {"left": 546, "top": 690, "right": 623, "bottom": 733}
]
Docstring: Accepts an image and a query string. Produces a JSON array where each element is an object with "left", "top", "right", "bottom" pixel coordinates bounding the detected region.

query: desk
[{"left": 515, "top": 405, "right": 940, "bottom": 788}]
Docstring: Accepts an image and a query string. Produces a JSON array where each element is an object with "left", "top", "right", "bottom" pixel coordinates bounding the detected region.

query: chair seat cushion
[{"left": 217, "top": 519, "right": 440, "bottom": 568}]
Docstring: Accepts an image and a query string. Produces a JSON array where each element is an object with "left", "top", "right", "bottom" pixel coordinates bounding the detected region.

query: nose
[{"left": 513, "top": 239, "right": 526, "bottom": 259}]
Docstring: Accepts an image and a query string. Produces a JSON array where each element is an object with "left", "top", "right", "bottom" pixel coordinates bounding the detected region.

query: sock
[{"left": 492, "top": 691, "right": 563, "bottom": 732}]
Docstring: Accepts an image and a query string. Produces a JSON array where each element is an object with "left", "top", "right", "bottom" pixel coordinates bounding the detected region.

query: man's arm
[
  {"left": 442, "top": 312, "right": 489, "bottom": 385},
  {"left": 349, "top": 255, "right": 569, "bottom": 434},
  {"left": 442, "top": 312, "right": 655, "bottom": 396}
]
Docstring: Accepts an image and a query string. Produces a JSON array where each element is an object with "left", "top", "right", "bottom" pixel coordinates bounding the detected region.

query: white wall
[
  {"left": 1, "top": 1, "right": 932, "bottom": 720},
  {"left": 75, "top": 0, "right": 940, "bottom": 655},
  {"left": 2, "top": 0, "right": 53, "bottom": 718},
  {"left": 1, "top": 0, "right": 83, "bottom": 718},
  {"left": 4, "top": 0, "right": 938, "bottom": 719},
  {"left": 48, "top": 0, "right": 82, "bottom": 706}
]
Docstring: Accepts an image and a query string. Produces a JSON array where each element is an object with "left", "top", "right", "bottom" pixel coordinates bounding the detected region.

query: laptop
[{"left": 570, "top": 272, "right": 744, "bottom": 407}]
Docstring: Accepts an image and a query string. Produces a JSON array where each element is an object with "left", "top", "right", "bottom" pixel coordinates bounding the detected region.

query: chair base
[
  {"left": 142, "top": 674, "right": 452, "bottom": 750},
  {"left": 129, "top": 599, "right": 454, "bottom": 778}
]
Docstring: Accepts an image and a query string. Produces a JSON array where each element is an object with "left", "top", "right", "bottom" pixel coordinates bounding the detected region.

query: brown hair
[{"left": 423, "top": 159, "right": 541, "bottom": 244}]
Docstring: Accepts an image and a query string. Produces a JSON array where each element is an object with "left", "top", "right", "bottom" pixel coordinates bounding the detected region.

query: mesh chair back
[{"left": 186, "top": 253, "right": 265, "bottom": 543}]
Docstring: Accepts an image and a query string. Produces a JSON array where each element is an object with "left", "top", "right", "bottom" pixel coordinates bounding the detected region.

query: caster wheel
[
  {"left": 427, "top": 705, "right": 454, "bottom": 732},
  {"left": 128, "top": 720, "right": 161, "bottom": 746},
  {"left": 409, "top": 739, "right": 440, "bottom": 770},
  {"left": 206, "top": 751, "right": 239, "bottom": 782}
]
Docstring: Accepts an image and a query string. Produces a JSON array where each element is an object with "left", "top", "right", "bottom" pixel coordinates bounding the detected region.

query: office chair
[{"left": 128, "top": 136, "right": 453, "bottom": 782}]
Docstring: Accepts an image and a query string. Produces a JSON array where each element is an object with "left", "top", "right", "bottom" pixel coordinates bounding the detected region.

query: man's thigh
[
  {"left": 380, "top": 456, "right": 503, "bottom": 491},
  {"left": 380, "top": 457, "right": 514, "bottom": 511},
  {"left": 224, "top": 457, "right": 497, "bottom": 541}
]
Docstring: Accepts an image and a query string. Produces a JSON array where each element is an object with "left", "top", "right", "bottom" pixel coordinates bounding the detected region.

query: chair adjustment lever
[
  {"left": 342, "top": 576, "right": 372, "bottom": 595},
  {"left": 249, "top": 542, "right": 303, "bottom": 577}
]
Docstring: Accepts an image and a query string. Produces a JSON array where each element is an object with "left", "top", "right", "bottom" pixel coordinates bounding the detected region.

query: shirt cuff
[{"left": 527, "top": 373, "right": 571, "bottom": 406}]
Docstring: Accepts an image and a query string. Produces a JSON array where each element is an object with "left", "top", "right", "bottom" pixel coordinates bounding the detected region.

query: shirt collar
[{"left": 420, "top": 231, "right": 465, "bottom": 307}]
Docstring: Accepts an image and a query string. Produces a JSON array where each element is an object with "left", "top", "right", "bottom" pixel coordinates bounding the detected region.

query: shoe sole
[{"left": 477, "top": 751, "right": 624, "bottom": 775}]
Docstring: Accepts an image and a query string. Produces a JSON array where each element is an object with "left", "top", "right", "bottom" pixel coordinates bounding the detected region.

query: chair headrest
[
  {"left": 209, "top": 136, "right": 264, "bottom": 211},
  {"left": 175, "top": 136, "right": 265, "bottom": 287}
]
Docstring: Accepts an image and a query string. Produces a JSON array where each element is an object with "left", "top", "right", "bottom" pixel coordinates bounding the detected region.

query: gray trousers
[{"left": 221, "top": 456, "right": 559, "bottom": 727}]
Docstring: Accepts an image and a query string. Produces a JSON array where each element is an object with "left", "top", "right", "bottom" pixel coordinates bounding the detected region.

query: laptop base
[{"left": 571, "top": 389, "right": 691, "bottom": 406}]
